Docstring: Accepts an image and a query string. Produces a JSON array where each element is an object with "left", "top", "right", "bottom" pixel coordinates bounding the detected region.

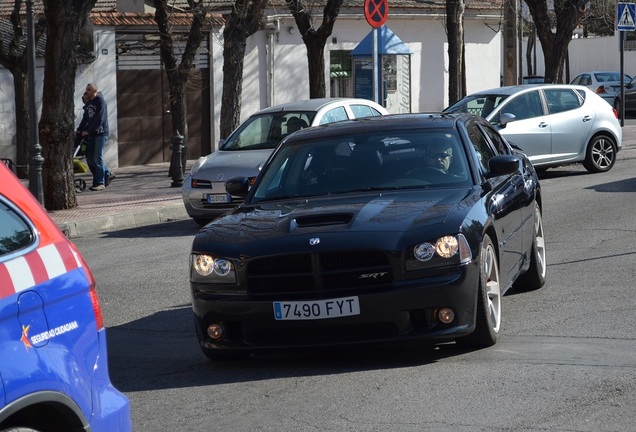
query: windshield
[
  {"left": 220, "top": 111, "right": 316, "bottom": 151},
  {"left": 251, "top": 128, "right": 473, "bottom": 203},
  {"left": 444, "top": 94, "right": 509, "bottom": 118}
]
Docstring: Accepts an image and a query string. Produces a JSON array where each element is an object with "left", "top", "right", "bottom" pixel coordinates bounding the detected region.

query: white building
[{"left": 0, "top": 0, "right": 503, "bottom": 168}]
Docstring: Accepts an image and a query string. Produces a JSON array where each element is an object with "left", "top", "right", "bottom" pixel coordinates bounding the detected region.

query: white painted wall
[
  {"left": 210, "top": 14, "right": 503, "bottom": 149},
  {"left": 523, "top": 33, "right": 636, "bottom": 81}
]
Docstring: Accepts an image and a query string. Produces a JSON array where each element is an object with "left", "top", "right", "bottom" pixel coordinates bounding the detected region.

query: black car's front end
[{"left": 190, "top": 194, "right": 484, "bottom": 356}]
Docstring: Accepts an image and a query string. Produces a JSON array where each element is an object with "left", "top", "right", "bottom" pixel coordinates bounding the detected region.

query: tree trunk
[
  {"left": 288, "top": 0, "right": 343, "bottom": 99},
  {"left": 446, "top": 0, "right": 465, "bottom": 104},
  {"left": 40, "top": 0, "right": 95, "bottom": 210},
  {"left": 524, "top": 0, "right": 586, "bottom": 84},
  {"left": 154, "top": 0, "right": 209, "bottom": 174},
  {"left": 220, "top": 23, "right": 248, "bottom": 139},
  {"left": 306, "top": 38, "right": 326, "bottom": 99},
  {"left": 0, "top": 1, "right": 46, "bottom": 179},
  {"left": 525, "top": 24, "right": 536, "bottom": 75},
  {"left": 218, "top": 0, "right": 267, "bottom": 139}
]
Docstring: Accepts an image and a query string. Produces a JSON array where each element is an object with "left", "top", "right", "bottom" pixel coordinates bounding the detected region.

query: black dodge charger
[{"left": 189, "top": 113, "right": 546, "bottom": 360}]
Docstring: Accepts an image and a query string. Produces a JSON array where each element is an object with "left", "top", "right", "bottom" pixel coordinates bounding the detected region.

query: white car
[
  {"left": 570, "top": 71, "right": 632, "bottom": 104},
  {"left": 444, "top": 84, "right": 622, "bottom": 173},
  {"left": 182, "top": 98, "right": 388, "bottom": 225}
]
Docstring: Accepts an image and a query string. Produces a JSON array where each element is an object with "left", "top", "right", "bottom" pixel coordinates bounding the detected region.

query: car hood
[
  {"left": 194, "top": 149, "right": 274, "bottom": 180},
  {"left": 193, "top": 188, "right": 477, "bottom": 255}
]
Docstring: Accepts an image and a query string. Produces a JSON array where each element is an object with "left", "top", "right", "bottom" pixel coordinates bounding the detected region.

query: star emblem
[{"left": 20, "top": 325, "right": 33, "bottom": 350}]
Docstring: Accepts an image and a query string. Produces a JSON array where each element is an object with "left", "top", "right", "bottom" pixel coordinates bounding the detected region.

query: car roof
[
  {"left": 465, "top": 84, "right": 589, "bottom": 96},
  {"left": 253, "top": 98, "right": 385, "bottom": 114},
  {"left": 281, "top": 112, "right": 471, "bottom": 140}
]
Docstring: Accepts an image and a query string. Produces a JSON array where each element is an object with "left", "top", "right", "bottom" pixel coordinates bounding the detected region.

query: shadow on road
[
  {"left": 585, "top": 177, "right": 636, "bottom": 192},
  {"left": 106, "top": 305, "right": 477, "bottom": 393},
  {"left": 101, "top": 218, "right": 201, "bottom": 239}
]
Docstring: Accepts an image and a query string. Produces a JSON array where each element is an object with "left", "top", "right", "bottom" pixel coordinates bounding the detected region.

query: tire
[
  {"left": 583, "top": 135, "right": 617, "bottom": 173},
  {"left": 515, "top": 202, "right": 546, "bottom": 291},
  {"left": 74, "top": 178, "right": 86, "bottom": 193},
  {"left": 1, "top": 428, "right": 41, "bottom": 432},
  {"left": 458, "top": 235, "right": 500, "bottom": 348}
]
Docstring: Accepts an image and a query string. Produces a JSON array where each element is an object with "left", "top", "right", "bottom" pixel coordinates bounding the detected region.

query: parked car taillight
[{"left": 596, "top": 85, "right": 609, "bottom": 95}]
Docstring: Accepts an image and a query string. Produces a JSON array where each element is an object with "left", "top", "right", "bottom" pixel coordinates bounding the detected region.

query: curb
[{"left": 58, "top": 204, "right": 189, "bottom": 238}]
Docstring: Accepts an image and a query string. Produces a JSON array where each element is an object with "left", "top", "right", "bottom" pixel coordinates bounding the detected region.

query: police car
[{"left": 0, "top": 163, "right": 131, "bottom": 431}]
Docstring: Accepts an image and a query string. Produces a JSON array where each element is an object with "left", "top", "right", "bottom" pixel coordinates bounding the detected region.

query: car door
[
  {"left": 481, "top": 122, "right": 537, "bottom": 255},
  {"left": 541, "top": 88, "right": 595, "bottom": 163},
  {"left": 466, "top": 119, "right": 523, "bottom": 286},
  {"left": 491, "top": 89, "right": 553, "bottom": 165}
]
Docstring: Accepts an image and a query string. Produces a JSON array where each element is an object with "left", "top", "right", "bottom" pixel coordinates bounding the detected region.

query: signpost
[
  {"left": 364, "top": 0, "right": 388, "bottom": 104},
  {"left": 616, "top": 3, "right": 635, "bottom": 126}
]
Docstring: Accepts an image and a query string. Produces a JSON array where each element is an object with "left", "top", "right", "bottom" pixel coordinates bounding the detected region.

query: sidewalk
[
  {"left": 46, "top": 124, "right": 636, "bottom": 238},
  {"left": 48, "top": 162, "right": 191, "bottom": 238}
]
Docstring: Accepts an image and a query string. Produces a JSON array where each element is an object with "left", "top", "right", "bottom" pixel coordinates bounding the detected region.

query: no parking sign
[{"left": 364, "top": 0, "right": 388, "bottom": 28}]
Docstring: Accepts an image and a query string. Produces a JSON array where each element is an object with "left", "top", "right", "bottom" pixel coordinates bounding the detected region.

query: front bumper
[
  {"left": 181, "top": 175, "right": 243, "bottom": 219},
  {"left": 192, "top": 264, "right": 480, "bottom": 353}
]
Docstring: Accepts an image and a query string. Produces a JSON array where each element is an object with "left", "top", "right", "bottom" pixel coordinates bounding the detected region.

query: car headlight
[
  {"left": 190, "top": 254, "right": 237, "bottom": 283},
  {"left": 189, "top": 156, "right": 208, "bottom": 177},
  {"left": 407, "top": 234, "right": 472, "bottom": 271}
]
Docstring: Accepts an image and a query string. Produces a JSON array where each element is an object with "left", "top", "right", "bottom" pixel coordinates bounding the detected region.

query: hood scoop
[{"left": 294, "top": 213, "right": 353, "bottom": 227}]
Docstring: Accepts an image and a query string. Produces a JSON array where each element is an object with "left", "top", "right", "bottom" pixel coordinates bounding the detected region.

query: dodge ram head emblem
[{"left": 309, "top": 238, "right": 320, "bottom": 246}]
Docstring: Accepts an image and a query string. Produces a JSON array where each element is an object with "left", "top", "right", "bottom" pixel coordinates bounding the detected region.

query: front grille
[{"left": 246, "top": 250, "right": 392, "bottom": 297}]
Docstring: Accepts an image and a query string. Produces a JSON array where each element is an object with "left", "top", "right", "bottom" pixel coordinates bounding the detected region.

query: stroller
[{"left": 73, "top": 134, "right": 89, "bottom": 193}]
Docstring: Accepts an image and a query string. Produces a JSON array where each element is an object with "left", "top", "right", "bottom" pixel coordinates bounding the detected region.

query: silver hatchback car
[
  {"left": 444, "top": 84, "right": 622, "bottom": 173},
  {"left": 182, "top": 98, "right": 388, "bottom": 225}
]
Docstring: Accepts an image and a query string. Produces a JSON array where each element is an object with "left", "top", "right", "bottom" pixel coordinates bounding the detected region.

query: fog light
[
  {"left": 207, "top": 323, "right": 224, "bottom": 340},
  {"left": 437, "top": 308, "right": 455, "bottom": 324}
]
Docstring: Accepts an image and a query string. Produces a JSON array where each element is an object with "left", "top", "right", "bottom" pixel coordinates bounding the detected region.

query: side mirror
[
  {"left": 499, "top": 112, "right": 516, "bottom": 128},
  {"left": 485, "top": 155, "right": 520, "bottom": 178},
  {"left": 225, "top": 177, "right": 251, "bottom": 197}
]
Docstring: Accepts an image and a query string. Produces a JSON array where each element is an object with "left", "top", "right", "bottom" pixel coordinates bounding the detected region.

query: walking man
[{"left": 78, "top": 83, "right": 114, "bottom": 191}]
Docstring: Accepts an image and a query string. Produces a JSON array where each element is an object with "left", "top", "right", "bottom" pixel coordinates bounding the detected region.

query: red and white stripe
[{"left": 0, "top": 242, "right": 82, "bottom": 299}]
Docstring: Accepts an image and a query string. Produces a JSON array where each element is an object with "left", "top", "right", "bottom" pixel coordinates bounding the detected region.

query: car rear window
[
  {"left": 350, "top": 104, "right": 383, "bottom": 118},
  {"left": 544, "top": 89, "right": 582, "bottom": 114}
]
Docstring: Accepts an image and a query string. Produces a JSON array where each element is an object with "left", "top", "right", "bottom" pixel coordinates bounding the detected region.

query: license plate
[
  {"left": 273, "top": 296, "right": 360, "bottom": 320},
  {"left": 206, "top": 194, "right": 230, "bottom": 204}
]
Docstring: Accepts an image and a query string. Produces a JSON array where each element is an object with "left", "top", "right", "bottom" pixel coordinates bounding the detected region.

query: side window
[
  {"left": 466, "top": 122, "right": 496, "bottom": 173},
  {"left": 544, "top": 89, "right": 582, "bottom": 114},
  {"left": 481, "top": 124, "right": 510, "bottom": 155},
  {"left": 0, "top": 200, "right": 34, "bottom": 257},
  {"left": 319, "top": 107, "right": 348, "bottom": 124},
  {"left": 349, "top": 104, "right": 382, "bottom": 118},
  {"left": 501, "top": 91, "right": 542, "bottom": 120}
]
